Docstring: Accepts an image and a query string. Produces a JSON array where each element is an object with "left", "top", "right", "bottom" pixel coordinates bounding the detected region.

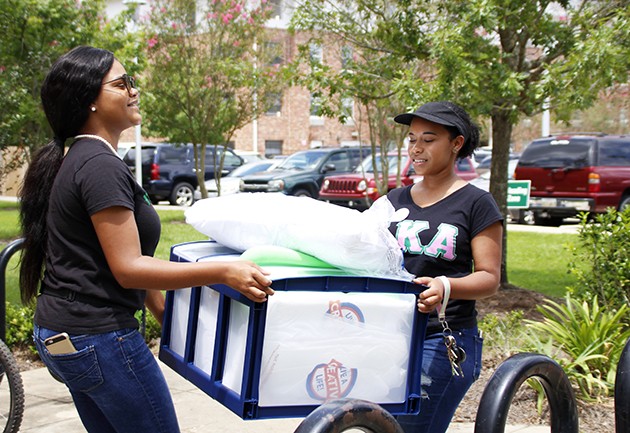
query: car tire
[
  {"left": 533, "top": 213, "right": 563, "bottom": 227},
  {"left": 517, "top": 210, "right": 535, "bottom": 225},
  {"left": 170, "top": 182, "right": 195, "bottom": 207},
  {"left": 292, "top": 188, "right": 313, "bottom": 198},
  {"left": 619, "top": 195, "right": 630, "bottom": 211}
]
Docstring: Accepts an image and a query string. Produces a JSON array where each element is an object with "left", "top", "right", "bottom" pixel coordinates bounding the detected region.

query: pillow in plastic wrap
[{"left": 185, "top": 193, "right": 413, "bottom": 280}]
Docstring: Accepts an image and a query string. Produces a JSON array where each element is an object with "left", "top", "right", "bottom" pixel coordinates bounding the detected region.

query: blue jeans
[
  {"left": 34, "top": 325, "right": 180, "bottom": 433},
  {"left": 397, "top": 327, "right": 483, "bottom": 433}
]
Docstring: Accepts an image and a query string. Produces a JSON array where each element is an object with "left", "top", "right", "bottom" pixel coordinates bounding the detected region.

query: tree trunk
[{"left": 489, "top": 110, "right": 514, "bottom": 287}]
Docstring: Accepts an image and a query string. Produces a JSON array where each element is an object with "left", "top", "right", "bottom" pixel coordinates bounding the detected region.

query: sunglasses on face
[{"left": 102, "top": 74, "right": 137, "bottom": 96}]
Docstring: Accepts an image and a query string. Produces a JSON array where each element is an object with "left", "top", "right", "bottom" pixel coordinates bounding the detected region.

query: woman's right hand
[
  {"left": 414, "top": 276, "right": 445, "bottom": 314},
  {"left": 222, "top": 261, "right": 274, "bottom": 303}
]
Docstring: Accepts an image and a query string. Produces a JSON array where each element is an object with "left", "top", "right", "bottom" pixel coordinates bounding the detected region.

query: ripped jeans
[
  {"left": 34, "top": 324, "right": 180, "bottom": 433},
  {"left": 397, "top": 327, "right": 483, "bottom": 433}
]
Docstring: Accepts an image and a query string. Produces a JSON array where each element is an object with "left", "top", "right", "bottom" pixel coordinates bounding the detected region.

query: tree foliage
[
  {"left": 291, "top": 0, "right": 630, "bottom": 284},
  {"left": 290, "top": 1, "right": 428, "bottom": 193},
  {"left": 140, "top": 0, "right": 292, "bottom": 198},
  {"left": 0, "top": 0, "right": 143, "bottom": 185}
]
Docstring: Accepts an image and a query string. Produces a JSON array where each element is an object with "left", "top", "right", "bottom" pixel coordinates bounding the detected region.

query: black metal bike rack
[
  {"left": 474, "top": 352, "right": 579, "bottom": 433},
  {"left": 293, "top": 398, "right": 404, "bottom": 433},
  {"left": 616, "top": 338, "right": 630, "bottom": 433},
  {"left": 0, "top": 238, "right": 25, "bottom": 342}
]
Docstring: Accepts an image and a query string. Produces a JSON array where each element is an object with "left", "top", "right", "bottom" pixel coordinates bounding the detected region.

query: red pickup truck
[{"left": 319, "top": 153, "right": 478, "bottom": 210}]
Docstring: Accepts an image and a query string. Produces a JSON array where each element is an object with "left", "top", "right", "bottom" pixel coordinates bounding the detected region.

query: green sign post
[{"left": 507, "top": 180, "right": 531, "bottom": 209}]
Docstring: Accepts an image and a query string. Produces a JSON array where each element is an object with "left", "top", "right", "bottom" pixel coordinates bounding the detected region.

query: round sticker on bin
[
  {"left": 306, "top": 359, "right": 357, "bottom": 401},
  {"left": 326, "top": 300, "right": 365, "bottom": 322}
]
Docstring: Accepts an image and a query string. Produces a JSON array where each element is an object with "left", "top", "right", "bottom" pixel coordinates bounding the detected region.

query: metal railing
[{"left": 0, "top": 238, "right": 25, "bottom": 341}]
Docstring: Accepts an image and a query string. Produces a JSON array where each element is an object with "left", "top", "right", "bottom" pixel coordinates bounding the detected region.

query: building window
[
  {"left": 268, "top": 0, "right": 282, "bottom": 20},
  {"left": 341, "top": 45, "right": 352, "bottom": 69},
  {"left": 309, "top": 43, "right": 323, "bottom": 65},
  {"left": 310, "top": 94, "right": 322, "bottom": 116},
  {"left": 310, "top": 93, "right": 324, "bottom": 125},
  {"left": 265, "top": 92, "right": 282, "bottom": 115},
  {"left": 265, "top": 140, "right": 283, "bottom": 158},
  {"left": 341, "top": 97, "right": 354, "bottom": 124},
  {"left": 264, "top": 41, "right": 284, "bottom": 66}
]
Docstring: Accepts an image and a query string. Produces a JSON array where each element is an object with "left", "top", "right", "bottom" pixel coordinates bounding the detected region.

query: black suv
[
  {"left": 123, "top": 143, "right": 244, "bottom": 206},
  {"left": 239, "top": 147, "right": 371, "bottom": 198},
  {"left": 514, "top": 133, "right": 630, "bottom": 226}
]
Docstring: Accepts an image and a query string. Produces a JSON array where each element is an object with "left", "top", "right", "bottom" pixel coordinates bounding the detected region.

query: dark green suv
[
  {"left": 239, "top": 147, "right": 371, "bottom": 198},
  {"left": 123, "top": 143, "right": 244, "bottom": 206}
]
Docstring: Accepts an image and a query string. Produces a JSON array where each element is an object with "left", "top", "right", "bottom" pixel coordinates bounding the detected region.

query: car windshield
[
  {"left": 227, "top": 161, "right": 274, "bottom": 177},
  {"left": 355, "top": 154, "right": 403, "bottom": 175},
  {"left": 518, "top": 138, "right": 594, "bottom": 168},
  {"left": 276, "top": 150, "right": 327, "bottom": 170}
]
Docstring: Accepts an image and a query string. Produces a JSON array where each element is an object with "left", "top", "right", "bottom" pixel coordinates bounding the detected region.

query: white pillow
[{"left": 185, "top": 193, "right": 413, "bottom": 280}]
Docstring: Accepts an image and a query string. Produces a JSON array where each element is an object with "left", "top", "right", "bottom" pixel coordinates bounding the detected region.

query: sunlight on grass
[
  {"left": 154, "top": 211, "right": 205, "bottom": 260},
  {"left": 507, "top": 231, "right": 578, "bottom": 298},
  {"left": 0, "top": 202, "right": 20, "bottom": 240}
]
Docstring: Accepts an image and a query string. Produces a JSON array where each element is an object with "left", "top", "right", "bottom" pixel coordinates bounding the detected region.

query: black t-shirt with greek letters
[
  {"left": 386, "top": 183, "right": 503, "bottom": 334},
  {"left": 35, "top": 137, "right": 161, "bottom": 334}
]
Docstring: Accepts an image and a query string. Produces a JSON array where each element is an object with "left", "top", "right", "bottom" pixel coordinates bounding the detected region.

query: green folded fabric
[{"left": 240, "top": 245, "right": 337, "bottom": 269}]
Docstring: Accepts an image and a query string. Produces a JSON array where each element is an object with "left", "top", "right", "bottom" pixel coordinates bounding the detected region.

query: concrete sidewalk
[{"left": 17, "top": 357, "right": 550, "bottom": 433}]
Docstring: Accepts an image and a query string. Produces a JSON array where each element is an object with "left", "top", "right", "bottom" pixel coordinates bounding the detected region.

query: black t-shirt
[
  {"left": 386, "top": 184, "right": 503, "bottom": 334},
  {"left": 35, "top": 137, "right": 161, "bottom": 334}
]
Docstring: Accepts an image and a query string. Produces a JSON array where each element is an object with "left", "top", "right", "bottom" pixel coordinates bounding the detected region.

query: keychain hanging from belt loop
[{"left": 435, "top": 276, "right": 466, "bottom": 377}]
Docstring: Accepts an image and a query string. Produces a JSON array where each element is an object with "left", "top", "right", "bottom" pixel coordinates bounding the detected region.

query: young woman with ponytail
[{"left": 19, "top": 46, "right": 274, "bottom": 433}]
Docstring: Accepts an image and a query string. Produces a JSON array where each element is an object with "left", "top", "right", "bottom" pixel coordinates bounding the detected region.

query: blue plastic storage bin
[{"left": 159, "top": 240, "right": 427, "bottom": 420}]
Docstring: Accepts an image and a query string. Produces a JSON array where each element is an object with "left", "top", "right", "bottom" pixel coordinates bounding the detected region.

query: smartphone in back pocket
[{"left": 44, "top": 332, "right": 77, "bottom": 355}]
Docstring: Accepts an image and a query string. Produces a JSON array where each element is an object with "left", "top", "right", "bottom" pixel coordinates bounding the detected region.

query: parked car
[
  {"left": 514, "top": 133, "right": 630, "bottom": 226},
  {"left": 193, "top": 159, "right": 277, "bottom": 200},
  {"left": 471, "top": 146, "right": 493, "bottom": 168},
  {"left": 235, "top": 150, "right": 266, "bottom": 164},
  {"left": 470, "top": 159, "right": 534, "bottom": 224},
  {"left": 239, "top": 147, "right": 371, "bottom": 198},
  {"left": 475, "top": 153, "right": 521, "bottom": 176},
  {"left": 123, "top": 143, "right": 244, "bottom": 206},
  {"left": 319, "top": 153, "right": 478, "bottom": 210}
]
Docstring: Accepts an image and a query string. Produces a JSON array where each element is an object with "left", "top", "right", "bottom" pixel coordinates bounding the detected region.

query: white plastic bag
[{"left": 185, "top": 193, "right": 413, "bottom": 280}]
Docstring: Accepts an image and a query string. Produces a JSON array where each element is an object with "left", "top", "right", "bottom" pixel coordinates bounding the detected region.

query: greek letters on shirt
[{"left": 395, "top": 220, "right": 458, "bottom": 261}]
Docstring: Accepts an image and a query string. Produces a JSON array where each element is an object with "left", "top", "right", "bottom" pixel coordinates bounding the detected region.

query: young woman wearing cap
[
  {"left": 19, "top": 46, "right": 274, "bottom": 433},
  {"left": 381, "top": 101, "right": 503, "bottom": 432}
]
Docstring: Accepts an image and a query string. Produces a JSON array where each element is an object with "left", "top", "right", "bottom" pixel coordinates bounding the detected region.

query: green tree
[
  {"left": 291, "top": 0, "right": 630, "bottom": 284},
  {"left": 140, "top": 0, "right": 292, "bottom": 198},
  {"left": 0, "top": 0, "right": 143, "bottom": 185},
  {"left": 290, "top": 1, "right": 429, "bottom": 196}
]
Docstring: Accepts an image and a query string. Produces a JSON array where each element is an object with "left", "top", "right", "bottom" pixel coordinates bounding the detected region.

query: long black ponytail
[{"left": 19, "top": 46, "right": 114, "bottom": 304}]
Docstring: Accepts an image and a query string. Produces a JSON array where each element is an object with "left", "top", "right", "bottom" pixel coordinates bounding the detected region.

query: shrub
[
  {"left": 5, "top": 302, "right": 34, "bottom": 348},
  {"left": 479, "top": 310, "right": 527, "bottom": 356},
  {"left": 525, "top": 294, "right": 630, "bottom": 401},
  {"left": 136, "top": 309, "right": 163, "bottom": 343},
  {"left": 567, "top": 208, "right": 630, "bottom": 312},
  {"left": 6, "top": 304, "right": 162, "bottom": 352}
]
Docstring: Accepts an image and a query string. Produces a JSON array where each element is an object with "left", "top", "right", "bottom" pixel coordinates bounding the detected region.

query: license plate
[{"left": 531, "top": 198, "right": 557, "bottom": 208}]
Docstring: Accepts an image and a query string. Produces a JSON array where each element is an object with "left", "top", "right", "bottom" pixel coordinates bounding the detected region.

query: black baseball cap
[{"left": 394, "top": 101, "right": 469, "bottom": 141}]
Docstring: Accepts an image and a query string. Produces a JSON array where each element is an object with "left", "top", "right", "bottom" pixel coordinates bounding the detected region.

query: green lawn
[
  {"left": 1, "top": 202, "right": 579, "bottom": 304},
  {"left": 507, "top": 231, "right": 578, "bottom": 297}
]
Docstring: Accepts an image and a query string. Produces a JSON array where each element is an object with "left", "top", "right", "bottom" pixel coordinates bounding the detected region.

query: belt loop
[{"left": 65, "top": 290, "right": 76, "bottom": 302}]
